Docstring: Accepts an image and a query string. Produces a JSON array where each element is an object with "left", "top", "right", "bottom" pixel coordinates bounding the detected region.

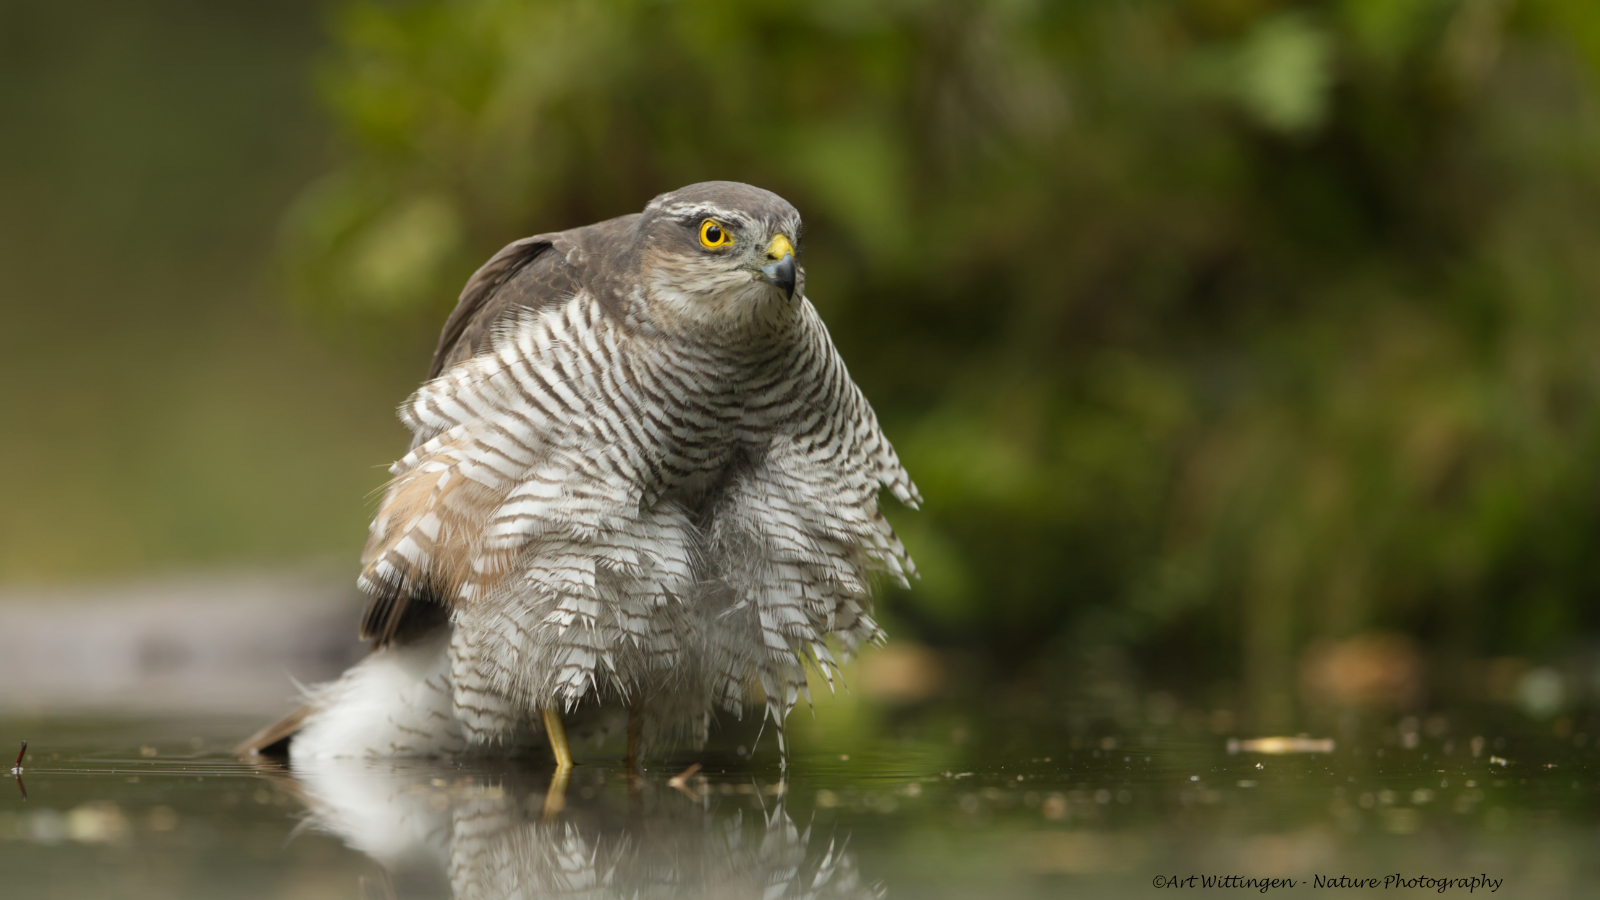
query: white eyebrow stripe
[{"left": 649, "top": 201, "right": 749, "bottom": 223}]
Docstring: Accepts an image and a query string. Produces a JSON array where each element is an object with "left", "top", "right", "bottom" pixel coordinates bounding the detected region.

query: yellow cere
[
  {"left": 699, "top": 218, "right": 732, "bottom": 249},
  {"left": 767, "top": 234, "right": 794, "bottom": 260}
]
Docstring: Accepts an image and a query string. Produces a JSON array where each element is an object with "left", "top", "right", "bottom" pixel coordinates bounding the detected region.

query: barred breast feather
[{"left": 359, "top": 276, "right": 917, "bottom": 747}]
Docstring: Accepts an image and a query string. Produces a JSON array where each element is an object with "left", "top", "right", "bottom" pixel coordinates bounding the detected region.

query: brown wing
[
  {"left": 425, "top": 212, "right": 642, "bottom": 379},
  {"left": 361, "top": 214, "right": 641, "bottom": 646},
  {"left": 429, "top": 237, "right": 552, "bottom": 379}
]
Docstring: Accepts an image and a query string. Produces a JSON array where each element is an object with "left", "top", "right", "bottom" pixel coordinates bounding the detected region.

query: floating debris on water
[
  {"left": 1227, "top": 736, "right": 1336, "bottom": 755},
  {"left": 12, "top": 740, "right": 24, "bottom": 801},
  {"left": 667, "top": 763, "right": 702, "bottom": 794}
]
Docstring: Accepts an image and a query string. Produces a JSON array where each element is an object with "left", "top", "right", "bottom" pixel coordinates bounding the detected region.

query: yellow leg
[
  {"left": 541, "top": 706, "right": 572, "bottom": 818},
  {"left": 543, "top": 706, "right": 573, "bottom": 772}
]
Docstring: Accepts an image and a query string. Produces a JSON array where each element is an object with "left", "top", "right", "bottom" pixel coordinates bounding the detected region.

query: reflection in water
[{"left": 285, "top": 760, "right": 882, "bottom": 899}]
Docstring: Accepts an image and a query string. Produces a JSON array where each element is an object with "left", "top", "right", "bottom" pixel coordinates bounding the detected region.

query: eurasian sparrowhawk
[{"left": 241, "top": 182, "right": 919, "bottom": 767}]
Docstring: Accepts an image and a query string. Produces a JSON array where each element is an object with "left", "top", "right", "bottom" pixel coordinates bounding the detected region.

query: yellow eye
[{"left": 699, "top": 218, "right": 732, "bottom": 249}]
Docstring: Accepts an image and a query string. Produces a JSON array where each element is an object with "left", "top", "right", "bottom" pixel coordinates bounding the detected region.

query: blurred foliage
[
  {"left": 285, "top": 0, "right": 1600, "bottom": 721},
  {"left": 0, "top": 0, "right": 410, "bottom": 580}
]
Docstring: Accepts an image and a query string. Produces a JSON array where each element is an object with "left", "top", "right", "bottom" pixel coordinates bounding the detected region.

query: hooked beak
[{"left": 761, "top": 234, "right": 797, "bottom": 299}]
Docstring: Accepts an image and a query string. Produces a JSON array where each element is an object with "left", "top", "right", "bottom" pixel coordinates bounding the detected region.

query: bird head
[{"left": 635, "top": 182, "right": 805, "bottom": 332}]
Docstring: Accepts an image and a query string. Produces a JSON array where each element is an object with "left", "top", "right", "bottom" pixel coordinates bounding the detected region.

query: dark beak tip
[{"left": 762, "top": 255, "right": 797, "bottom": 299}]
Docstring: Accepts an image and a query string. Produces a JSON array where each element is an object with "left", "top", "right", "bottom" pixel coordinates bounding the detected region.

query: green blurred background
[{"left": 6, "top": 0, "right": 1600, "bottom": 730}]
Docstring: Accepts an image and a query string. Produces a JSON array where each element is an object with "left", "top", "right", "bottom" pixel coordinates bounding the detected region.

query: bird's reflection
[{"left": 278, "top": 759, "right": 882, "bottom": 899}]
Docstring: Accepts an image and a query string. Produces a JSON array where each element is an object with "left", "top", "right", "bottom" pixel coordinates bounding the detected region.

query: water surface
[{"left": 4, "top": 708, "right": 1596, "bottom": 898}]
